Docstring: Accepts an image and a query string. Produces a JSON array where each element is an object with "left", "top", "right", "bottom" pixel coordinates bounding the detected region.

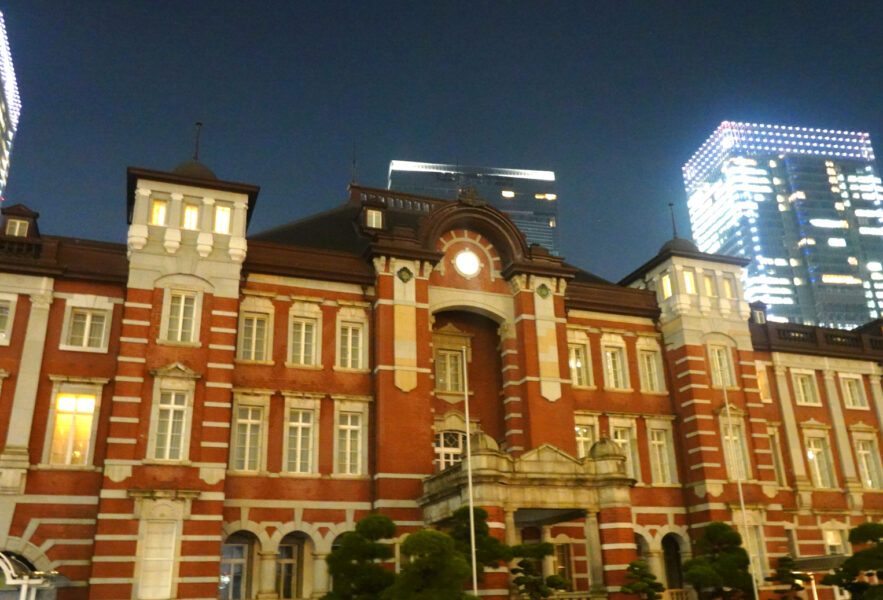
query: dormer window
[
  {"left": 5, "top": 218, "right": 27, "bottom": 236},
  {"left": 182, "top": 203, "right": 199, "bottom": 230},
  {"left": 214, "top": 203, "right": 232, "bottom": 234},
  {"left": 150, "top": 199, "right": 168, "bottom": 226},
  {"left": 365, "top": 208, "right": 383, "bottom": 229}
]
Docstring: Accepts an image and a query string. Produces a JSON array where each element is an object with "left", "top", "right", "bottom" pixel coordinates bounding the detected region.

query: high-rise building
[
  {"left": 683, "top": 121, "right": 883, "bottom": 329},
  {"left": 388, "top": 160, "right": 560, "bottom": 255},
  {"left": 0, "top": 11, "right": 19, "bottom": 197}
]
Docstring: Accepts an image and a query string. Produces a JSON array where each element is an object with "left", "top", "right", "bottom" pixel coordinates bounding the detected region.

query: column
[
  {"left": 228, "top": 199, "right": 248, "bottom": 262},
  {"left": 127, "top": 187, "right": 151, "bottom": 250},
  {"left": 647, "top": 550, "right": 665, "bottom": 586},
  {"left": 197, "top": 196, "right": 215, "bottom": 257},
  {"left": 164, "top": 192, "right": 183, "bottom": 253},
  {"left": 504, "top": 507, "right": 518, "bottom": 546},
  {"left": 256, "top": 550, "right": 278, "bottom": 599},
  {"left": 311, "top": 552, "right": 329, "bottom": 598},
  {"left": 0, "top": 288, "right": 53, "bottom": 494},
  {"left": 583, "top": 512, "right": 604, "bottom": 591},
  {"left": 869, "top": 372, "right": 883, "bottom": 435},
  {"left": 541, "top": 525, "right": 554, "bottom": 578}
]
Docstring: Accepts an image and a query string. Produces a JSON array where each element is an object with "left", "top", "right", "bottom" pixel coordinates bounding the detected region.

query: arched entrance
[{"left": 662, "top": 533, "right": 684, "bottom": 589}]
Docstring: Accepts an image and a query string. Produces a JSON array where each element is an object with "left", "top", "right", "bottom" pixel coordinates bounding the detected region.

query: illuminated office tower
[
  {"left": 0, "top": 12, "right": 19, "bottom": 196},
  {"left": 684, "top": 121, "right": 883, "bottom": 329},
  {"left": 388, "top": 160, "right": 560, "bottom": 255}
]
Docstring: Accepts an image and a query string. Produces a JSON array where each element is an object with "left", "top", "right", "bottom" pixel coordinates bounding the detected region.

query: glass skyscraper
[
  {"left": 0, "top": 11, "right": 19, "bottom": 196},
  {"left": 387, "top": 160, "right": 560, "bottom": 255},
  {"left": 684, "top": 121, "right": 883, "bottom": 329}
]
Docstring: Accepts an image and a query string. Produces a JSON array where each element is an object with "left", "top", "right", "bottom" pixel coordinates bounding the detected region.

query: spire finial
[
  {"left": 668, "top": 202, "right": 679, "bottom": 239},
  {"left": 192, "top": 121, "right": 203, "bottom": 161}
]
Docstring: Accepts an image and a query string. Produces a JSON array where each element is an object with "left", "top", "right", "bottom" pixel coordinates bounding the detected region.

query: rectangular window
[
  {"left": 214, "top": 204, "right": 232, "bottom": 234},
  {"left": 166, "top": 291, "right": 197, "bottom": 342},
  {"left": 554, "top": 544, "right": 573, "bottom": 591},
  {"left": 238, "top": 312, "right": 269, "bottom": 361},
  {"left": 823, "top": 529, "right": 846, "bottom": 555},
  {"left": 792, "top": 372, "right": 820, "bottom": 406},
  {"left": 5, "top": 218, "right": 27, "bottom": 236},
  {"left": 568, "top": 343, "right": 591, "bottom": 387},
  {"left": 660, "top": 273, "right": 672, "bottom": 299},
  {"left": 756, "top": 364, "right": 772, "bottom": 402},
  {"left": 150, "top": 199, "right": 167, "bottom": 226},
  {"left": 365, "top": 208, "right": 383, "bottom": 229},
  {"left": 434, "top": 431, "right": 466, "bottom": 470},
  {"left": 286, "top": 408, "right": 314, "bottom": 474},
  {"left": 575, "top": 422, "right": 596, "bottom": 458},
  {"left": 233, "top": 405, "right": 263, "bottom": 471},
  {"left": 841, "top": 375, "right": 868, "bottom": 409},
  {"left": 182, "top": 203, "right": 199, "bottom": 230},
  {"left": 289, "top": 318, "right": 317, "bottom": 365},
  {"left": 66, "top": 308, "right": 107, "bottom": 349},
  {"left": 0, "top": 299, "right": 12, "bottom": 344},
  {"left": 722, "top": 420, "right": 750, "bottom": 480},
  {"left": 338, "top": 322, "right": 363, "bottom": 369},
  {"left": 709, "top": 345, "right": 735, "bottom": 387},
  {"left": 138, "top": 520, "right": 177, "bottom": 600},
  {"left": 768, "top": 428, "right": 788, "bottom": 486},
  {"left": 276, "top": 541, "right": 304, "bottom": 599},
  {"left": 49, "top": 393, "right": 96, "bottom": 465},
  {"left": 649, "top": 427, "right": 676, "bottom": 484},
  {"left": 683, "top": 270, "right": 697, "bottom": 294},
  {"left": 154, "top": 391, "right": 188, "bottom": 460},
  {"left": 219, "top": 543, "right": 247, "bottom": 600},
  {"left": 745, "top": 525, "right": 768, "bottom": 584},
  {"left": 436, "top": 349, "right": 465, "bottom": 393},
  {"left": 722, "top": 276, "right": 736, "bottom": 298},
  {"left": 603, "top": 346, "right": 628, "bottom": 389},
  {"left": 639, "top": 349, "right": 663, "bottom": 392},
  {"left": 806, "top": 434, "right": 835, "bottom": 488},
  {"left": 337, "top": 411, "right": 362, "bottom": 475},
  {"left": 704, "top": 274, "right": 717, "bottom": 297},
  {"left": 855, "top": 438, "right": 883, "bottom": 489},
  {"left": 612, "top": 425, "right": 639, "bottom": 480}
]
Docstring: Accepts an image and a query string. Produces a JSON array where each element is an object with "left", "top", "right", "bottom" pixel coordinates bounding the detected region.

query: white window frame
[
  {"left": 58, "top": 294, "right": 115, "bottom": 353},
  {"left": 237, "top": 295, "right": 275, "bottom": 363},
  {"left": 0, "top": 292, "right": 17, "bottom": 346},
  {"left": 601, "top": 333, "right": 630, "bottom": 391},
  {"left": 567, "top": 329, "right": 593, "bottom": 389},
  {"left": 230, "top": 394, "right": 269, "bottom": 473},
  {"left": 159, "top": 287, "right": 202, "bottom": 345},
  {"left": 214, "top": 202, "right": 232, "bottom": 234},
  {"left": 181, "top": 202, "right": 200, "bottom": 231},
  {"left": 282, "top": 394, "right": 321, "bottom": 475},
  {"left": 767, "top": 426, "right": 788, "bottom": 486},
  {"left": 791, "top": 369, "right": 821, "bottom": 406},
  {"left": 335, "top": 307, "right": 369, "bottom": 371},
  {"left": 610, "top": 417, "right": 640, "bottom": 481},
  {"left": 574, "top": 413, "right": 599, "bottom": 459},
  {"left": 708, "top": 344, "right": 736, "bottom": 388},
  {"left": 636, "top": 337, "right": 665, "bottom": 393},
  {"left": 646, "top": 417, "right": 677, "bottom": 484},
  {"left": 852, "top": 431, "right": 883, "bottom": 489},
  {"left": 660, "top": 272, "right": 673, "bottom": 299},
  {"left": 135, "top": 518, "right": 179, "bottom": 600},
  {"left": 434, "top": 430, "right": 467, "bottom": 471},
  {"left": 703, "top": 273, "right": 717, "bottom": 297},
  {"left": 5, "top": 218, "right": 28, "bottom": 236},
  {"left": 149, "top": 197, "right": 168, "bottom": 226},
  {"left": 822, "top": 526, "right": 849, "bottom": 556},
  {"left": 435, "top": 348, "right": 465, "bottom": 393},
  {"left": 287, "top": 301, "right": 322, "bottom": 368},
  {"left": 41, "top": 377, "right": 106, "bottom": 468},
  {"left": 365, "top": 208, "right": 383, "bottom": 229},
  {"left": 147, "top": 364, "right": 198, "bottom": 463},
  {"left": 803, "top": 430, "right": 836, "bottom": 489},
  {"left": 333, "top": 398, "right": 370, "bottom": 476},
  {"left": 839, "top": 374, "right": 869, "bottom": 409},
  {"left": 720, "top": 413, "right": 752, "bottom": 481},
  {"left": 683, "top": 269, "right": 697, "bottom": 294},
  {"left": 756, "top": 362, "right": 773, "bottom": 403}
]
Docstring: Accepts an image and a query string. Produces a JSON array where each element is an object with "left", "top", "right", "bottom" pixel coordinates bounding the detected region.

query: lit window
[
  {"left": 660, "top": 273, "right": 673, "bottom": 299},
  {"left": 612, "top": 423, "right": 639, "bottom": 480},
  {"left": 232, "top": 404, "right": 263, "bottom": 471},
  {"left": 683, "top": 270, "right": 697, "bottom": 294},
  {"left": 722, "top": 276, "right": 736, "bottom": 298},
  {"left": 709, "top": 345, "right": 735, "bottom": 387},
  {"left": 338, "top": 322, "right": 363, "bottom": 369},
  {"left": 603, "top": 344, "right": 628, "bottom": 390},
  {"left": 4, "top": 218, "right": 27, "bottom": 236},
  {"left": 756, "top": 364, "right": 772, "bottom": 402},
  {"left": 638, "top": 348, "right": 664, "bottom": 392},
  {"left": 138, "top": 521, "right": 177, "bottom": 600},
  {"left": 568, "top": 343, "right": 591, "bottom": 387},
  {"left": 214, "top": 204, "right": 232, "bottom": 234},
  {"left": 855, "top": 438, "right": 883, "bottom": 489},
  {"left": 649, "top": 427, "right": 676, "bottom": 484},
  {"left": 704, "top": 275, "right": 717, "bottom": 297},
  {"left": 289, "top": 318, "right": 317, "bottom": 366},
  {"left": 501, "top": 190, "right": 515, "bottom": 198},
  {"left": 238, "top": 312, "right": 269, "bottom": 361},
  {"left": 549, "top": 217, "right": 556, "bottom": 228},
  {"left": 454, "top": 250, "right": 480, "bottom": 277},
  {"left": 66, "top": 308, "right": 107, "bottom": 349},
  {"left": 49, "top": 393, "right": 96, "bottom": 466},
  {"left": 365, "top": 208, "right": 383, "bottom": 229},
  {"left": 336, "top": 411, "right": 363, "bottom": 475},
  {"left": 286, "top": 407, "right": 315, "bottom": 474},
  {"left": 435, "top": 348, "right": 465, "bottom": 393},
  {"left": 575, "top": 421, "right": 597, "bottom": 459},
  {"left": 182, "top": 204, "right": 199, "bottom": 230},
  {"left": 434, "top": 430, "right": 466, "bottom": 470},
  {"left": 150, "top": 199, "right": 168, "bottom": 226},
  {"left": 165, "top": 291, "right": 197, "bottom": 342},
  {"left": 806, "top": 434, "right": 835, "bottom": 488},
  {"left": 823, "top": 529, "right": 846, "bottom": 555},
  {"left": 721, "top": 419, "right": 750, "bottom": 481},
  {"left": 153, "top": 391, "right": 188, "bottom": 461},
  {"left": 792, "top": 371, "right": 820, "bottom": 406},
  {"left": 840, "top": 375, "right": 868, "bottom": 409},
  {"left": 545, "top": 193, "right": 557, "bottom": 200}
]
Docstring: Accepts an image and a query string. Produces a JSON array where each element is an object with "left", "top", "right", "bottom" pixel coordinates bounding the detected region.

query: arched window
[
  {"left": 219, "top": 532, "right": 256, "bottom": 600},
  {"left": 276, "top": 532, "right": 309, "bottom": 599},
  {"left": 662, "top": 533, "right": 684, "bottom": 589},
  {"left": 433, "top": 431, "right": 466, "bottom": 470}
]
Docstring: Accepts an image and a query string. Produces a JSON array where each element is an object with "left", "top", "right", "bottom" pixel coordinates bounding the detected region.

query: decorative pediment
[
  {"left": 517, "top": 443, "right": 580, "bottom": 467},
  {"left": 150, "top": 362, "right": 201, "bottom": 380}
]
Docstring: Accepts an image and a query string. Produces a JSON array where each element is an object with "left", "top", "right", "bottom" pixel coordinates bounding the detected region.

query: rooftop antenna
[
  {"left": 668, "top": 202, "right": 679, "bottom": 238},
  {"left": 192, "top": 121, "right": 203, "bottom": 161}
]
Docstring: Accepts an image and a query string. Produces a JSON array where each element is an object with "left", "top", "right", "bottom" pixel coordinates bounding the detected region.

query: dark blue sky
[{"left": 3, "top": 1, "right": 883, "bottom": 281}]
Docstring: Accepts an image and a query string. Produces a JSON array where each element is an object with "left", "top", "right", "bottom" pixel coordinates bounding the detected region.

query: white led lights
[{"left": 0, "top": 12, "right": 19, "bottom": 131}]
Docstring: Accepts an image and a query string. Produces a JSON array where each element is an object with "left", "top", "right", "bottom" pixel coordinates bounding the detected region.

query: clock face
[{"left": 454, "top": 250, "right": 480, "bottom": 277}]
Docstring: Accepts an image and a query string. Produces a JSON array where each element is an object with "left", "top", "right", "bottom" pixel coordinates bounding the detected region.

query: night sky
[{"left": 3, "top": 1, "right": 883, "bottom": 281}]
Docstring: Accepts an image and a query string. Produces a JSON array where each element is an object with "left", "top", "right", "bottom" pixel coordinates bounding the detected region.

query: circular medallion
[{"left": 454, "top": 250, "right": 480, "bottom": 277}]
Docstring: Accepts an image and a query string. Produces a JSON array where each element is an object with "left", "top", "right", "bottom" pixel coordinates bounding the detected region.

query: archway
[{"left": 661, "top": 533, "right": 684, "bottom": 589}]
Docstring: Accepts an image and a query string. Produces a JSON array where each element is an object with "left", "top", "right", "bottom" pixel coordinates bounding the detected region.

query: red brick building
[{"left": 1, "top": 161, "right": 882, "bottom": 600}]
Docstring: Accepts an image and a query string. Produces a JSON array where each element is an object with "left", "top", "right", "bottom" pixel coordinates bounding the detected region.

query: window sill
[
  {"left": 141, "top": 458, "right": 193, "bottom": 466},
  {"left": 284, "top": 362, "right": 324, "bottom": 370},
  {"left": 330, "top": 473, "right": 370, "bottom": 480},
  {"left": 571, "top": 384, "right": 597, "bottom": 391},
  {"left": 645, "top": 482, "right": 681, "bottom": 488},
  {"left": 794, "top": 402, "right": 824, "bottom": 408},
  {"left": 333, "top": 366, "right": 369, "bottom": 374},
  {"left": 603, "top": 387, "right": 634, "bottom": 393},
  {"left": 227, "top": 469, "right": 268, "bottom": 476},
  {"left": 844, "top": 405, "right": 871, "bottom": 411},
  {"left": 156, "top": 339, "right": 201, "bottom": 348},
  {"left": 58, "top": 344, "right": 110, "bottom": 354},
  {"left": 277, "top": 471, "right": 320, "bottom": 478},
  {"left": 234, "top": 358, "right": 276, "bottom": 366},
  {"left": 640, "top": 389, "right": 668, "bottom": 396},
  {"left": 33, "top": 463, "right": 100, "bottom": 471}
]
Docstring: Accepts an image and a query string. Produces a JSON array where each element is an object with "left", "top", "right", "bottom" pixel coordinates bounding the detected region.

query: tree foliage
[
  {"left": 822, "top": 522, "right": 883, "bottom": 600},
  {"left": 382, "top": 529, "right": 475, "bottom": 600},
  {"left": 621, "top": 560, "right": 666, "bottom": 600},
  {"left": 765, "top": 555, "right": 810, "bottom": 600},
  {"left": 448, "top": 506, "right": 512, "bottom": 579},
  {"left": 682, "top": 522, "right": 753, "bottom": 600},
  {"left": 322, "top": 514, "right": 397, "bottom": 600},
  {"left": 510, "top": 542, "right": 570, "bottom": 600}
]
